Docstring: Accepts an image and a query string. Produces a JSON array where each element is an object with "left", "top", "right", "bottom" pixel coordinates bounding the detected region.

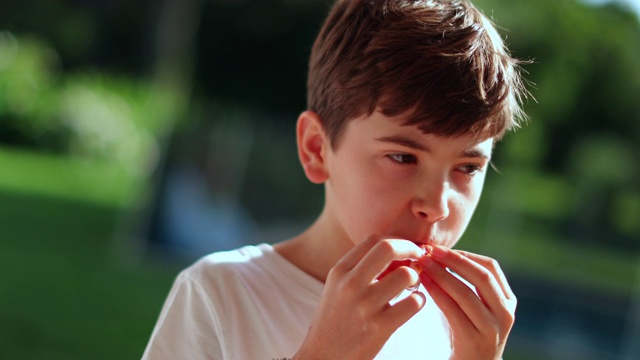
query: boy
[{"left": 143, "top": 0, "right": 528, "bottom": 359}]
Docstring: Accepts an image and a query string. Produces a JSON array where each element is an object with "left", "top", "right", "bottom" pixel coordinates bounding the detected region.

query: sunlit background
[{"left": 1, "top": 0, "right": 639, "bottom": 359}]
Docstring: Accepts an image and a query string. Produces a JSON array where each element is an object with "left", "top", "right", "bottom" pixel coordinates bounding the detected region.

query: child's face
[{"left": 324, "top": 111, "right": 493, "bottom": 249}]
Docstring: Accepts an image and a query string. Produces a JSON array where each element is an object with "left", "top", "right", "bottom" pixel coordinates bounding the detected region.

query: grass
[
  {"left": 0, "top": 146, "right": 183, "bottom": 359},
  {"left": 0, "top": 191, "right": 182, "bottom": 359},
  {"left": 0, "top": 147, "right": 140, "bottom": 208}
]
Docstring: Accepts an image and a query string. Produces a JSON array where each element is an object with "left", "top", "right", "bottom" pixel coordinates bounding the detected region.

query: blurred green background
[{"left": 0, "top": 0, "right": 639, "bottom": 359}]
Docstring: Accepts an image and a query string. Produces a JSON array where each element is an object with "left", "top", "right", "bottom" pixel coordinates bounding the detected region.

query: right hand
[{"left": 293, "top": 235, "right": 427, "bottom": 360}]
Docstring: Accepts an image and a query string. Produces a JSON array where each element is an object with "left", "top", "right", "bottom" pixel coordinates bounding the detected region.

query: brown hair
[{"left": 307, "top": 0, "right": 529, "bottom": 148}]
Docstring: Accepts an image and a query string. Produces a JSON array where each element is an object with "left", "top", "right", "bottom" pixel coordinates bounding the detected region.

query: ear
[{"left": 297, "top": 110, "right": 329, "bottom": 184}]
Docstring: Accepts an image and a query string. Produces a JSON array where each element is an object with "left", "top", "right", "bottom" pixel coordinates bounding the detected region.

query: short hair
[{"left": 307, "top": 0, "right": 529, "bottom": 148}]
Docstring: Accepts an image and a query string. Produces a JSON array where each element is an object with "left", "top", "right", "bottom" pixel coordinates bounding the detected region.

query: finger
[
  {"left": 353, "top": 238, "right": 426, "bottom": 282},
  {"left": 419, "top": 255, "right": 492, "bottom": 329},
  {"left": 430, "top": 247, "right": 510, "bottom": 305},
  {"left": 333, "top": 235, "right": 382, "bottom": 273},
  {"left": 419, "top": 271, "right": 477, "bottom": 334},
  {"left": 430, "top": 248, "right": 516, "bottom": 325},
  {"left": 378, "top": 291, "right": 427, "bottom": 332},
  {"left": 370, "top": 265, "right": 421, "bottom": 308},
  {"left": 455, "top": 250, "right": 516, "bottom": 300}
]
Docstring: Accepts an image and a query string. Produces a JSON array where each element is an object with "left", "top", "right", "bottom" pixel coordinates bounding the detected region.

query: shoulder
[
  {"left": 141, "top": 248, "right": 272, "bottom": 360},
  {"left": 181, "top": 243, "right": 266, "bottom": 277},
  {"left": 174, "top": 243, "right": 323, "bottom": 307},
  {"left": 178, "top": 243, "right": 280, "bottom": 294}
]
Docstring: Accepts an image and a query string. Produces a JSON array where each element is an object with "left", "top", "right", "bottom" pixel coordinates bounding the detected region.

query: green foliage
[
  {"left": 471, "top": 0, "right": 640, "bottom": 250},
  {"left": 57, "top": 73, "right": 176, "bottom": 178},
  {"left": 0, "top": 31, "right": 180, "bottom": 179},
  {"left": 0, "top": 32, "right": 64, "bottom": 149}
]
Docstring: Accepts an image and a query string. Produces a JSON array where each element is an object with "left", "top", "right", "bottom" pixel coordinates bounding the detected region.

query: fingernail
[
  {"left": 431, "top": 246, "right": 447, "bottom": 259},
  {"left": 424, "top": 245, "right": 433, "bottom": 255},
  {"left": 409, "top": 261, "right": 422, "bottom": 274},
  {"left": 407, "top": 279, "right": 420, "bottom": 292}
]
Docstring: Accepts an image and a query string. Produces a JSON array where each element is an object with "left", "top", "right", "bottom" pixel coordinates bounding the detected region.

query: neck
[{"left": 274, "top": 207, "right": 353, "bottom": 283}]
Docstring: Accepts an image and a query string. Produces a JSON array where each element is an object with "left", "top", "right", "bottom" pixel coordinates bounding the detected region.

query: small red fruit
[
  {"left": 377, "top": 259, "right": 413, "bottom": 280},
  {"left": 376, "top": 244, "right": 429, "bottom": 281}
]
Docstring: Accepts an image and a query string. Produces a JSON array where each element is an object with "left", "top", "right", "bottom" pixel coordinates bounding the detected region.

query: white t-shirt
[{"left": 142, "top": 244, "right": 452, "bottom": 359}]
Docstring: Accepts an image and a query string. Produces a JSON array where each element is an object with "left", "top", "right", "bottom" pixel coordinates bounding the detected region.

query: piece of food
[
  {"left": 377, "top": 259, "right": 420, "bottom": 280},
  {"left": 376, "top": 244, "right": 430, "bottom": 287}
]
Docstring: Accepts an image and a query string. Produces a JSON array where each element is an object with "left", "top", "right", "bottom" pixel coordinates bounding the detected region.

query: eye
[
  {"left": 456, "top": 164, "right": 483, "bottom": 177},
  {"left": 387, "top": 153, "right": 417, "bottom": 165}
]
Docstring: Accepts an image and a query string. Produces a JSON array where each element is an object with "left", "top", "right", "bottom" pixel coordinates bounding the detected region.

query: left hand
[{"left": 418, "top": 246, "right": 517, "bottom": 360}]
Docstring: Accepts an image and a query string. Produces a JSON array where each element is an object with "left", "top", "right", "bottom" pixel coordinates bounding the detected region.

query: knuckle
[
  {"left": 502, "top": 305, "right": 516, "bottom": 321},
  {"left": 372, "top": 239, "right": 396, "bottom": 259},
  {"left": 508, "top": 296, "right": 518, "bottom": 313},
  {"left": 497, "top": 303, "right": 517, "bottom": 329},
  {"left": 364, "top": 234, "right": 382, "bottom": 246},
  {"left": 376, "top": 239, "right": 395, "bottom": 253},
  {"left": 326, "top": 266, "right": 341, "bottom": 281},
  {"left": 328, "top": 267, "right": 358, "bottom": 293},
  {"left": 329, "top": 261, "right": 348, "bottom": 278},
  {"left": 487, "top": 258, "right": 501, "bottom": 271},
  {"left": 501, "top": 312, "right": 516, "bottom": 331},
  {"left": 478, "top": 269, "right": 493, "bottom": 283}
]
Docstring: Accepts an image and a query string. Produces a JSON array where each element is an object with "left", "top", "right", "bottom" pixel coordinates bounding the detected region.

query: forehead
[{"left": 344, "top": 110, "right": 494, "bottom": 152}]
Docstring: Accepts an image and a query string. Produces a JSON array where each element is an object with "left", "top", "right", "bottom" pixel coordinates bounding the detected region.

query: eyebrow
[
  {"left": 460, "top": 148, "right": 491, "bottom": 160},
  {"left": 374, "top": 135, "right": 492, "bottom": 160},
  {"left": 375, "top": 135, "right": 429, "bottom": 152}
]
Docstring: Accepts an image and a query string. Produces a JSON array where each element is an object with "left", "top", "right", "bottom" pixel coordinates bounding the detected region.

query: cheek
[
  {"left": 451, "top": 197, "right": 474, "bottom": 227},
  {"left": 344, "top": 175, "right": 398, "bottom": 222},
  {"left": 448, "top": 179, "right": 484, "bottom": 231},
  {"left": 453, "top": 171, "right": 486, "bottom": 206},
  {"left": 333, "top": 156, "right": 393, "bottom": 203},
  {"left": 333, "top": 166, "right": 409, "bottom": 241}
]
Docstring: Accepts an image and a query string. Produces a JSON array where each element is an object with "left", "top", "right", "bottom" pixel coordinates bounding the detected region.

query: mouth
[
  {"left": 409, "top": 237, "right": 436, "bottom": 248},
  {"left": 410, "top": 230, "right": 449, "bottom": 248},
  {"left": 398, "top": 228, "right": 439, "bottom": 246},
  {"left": 385, "top": 229, "right": 442, "bottom": 248}
]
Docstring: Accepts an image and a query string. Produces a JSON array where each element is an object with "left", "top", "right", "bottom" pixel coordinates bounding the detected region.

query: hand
[
  {"left": 293, "top": 235, "right": 427, "bottom": 360},
  {"left": 418, "top": 247, "right": 517, "bottom": 360}
]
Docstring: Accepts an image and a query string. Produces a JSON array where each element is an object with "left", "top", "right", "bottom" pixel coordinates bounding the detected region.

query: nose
[{"left": 411, "top": 180, "right": 450, "bottom": 222}]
